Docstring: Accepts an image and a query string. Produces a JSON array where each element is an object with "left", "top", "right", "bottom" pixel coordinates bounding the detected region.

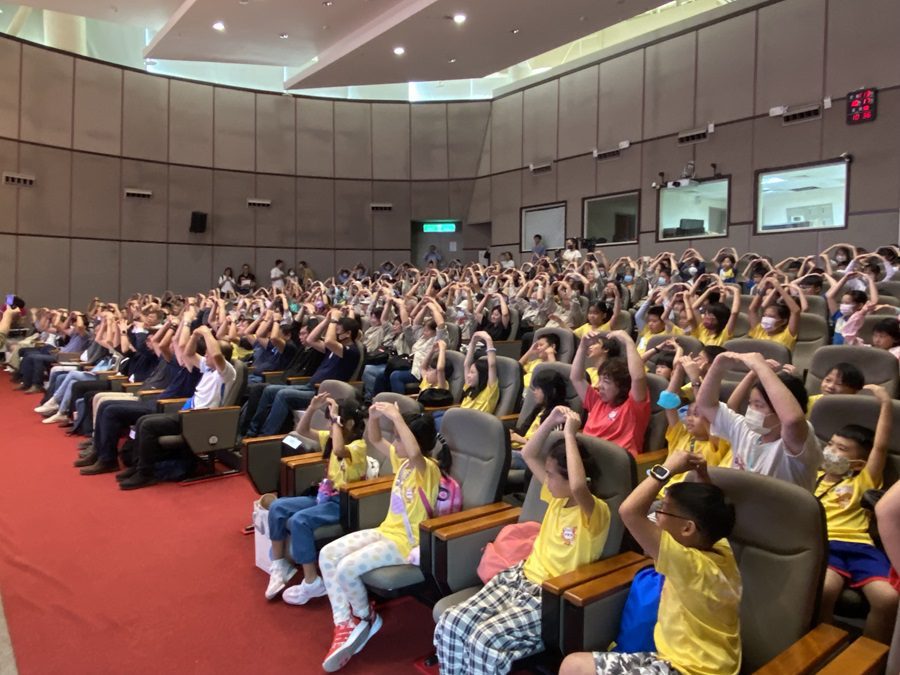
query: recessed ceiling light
[
  {"left": 322, "top": 0, "right": 333, "bottom": 5},
  {"left": 511, "top": 28, "right": 520, "bottom": 34},
  {"left": 452, "top": 13, "right": 466, "bottom": 24},
  {"left": 279, "top": 33, "right": 289, "bottom": 39},
  {"left": 393, "top": 46, "right": 406, "bottom": 56},
  {"left": 212, "top": 20, "right": 225, "bottom": 31},
  {"left": 448, "top": 58, "right": 457, "bottom": 63}
]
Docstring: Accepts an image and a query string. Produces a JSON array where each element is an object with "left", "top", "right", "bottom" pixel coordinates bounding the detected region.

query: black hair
[
  {"left": 702, "top": 345, "right": 727, "bottom": 362},
  {"left": 873, "top": 318, "right": 900, "bottom": 346},
  {"left": 275, "top": 259, "right": 284, "bottom": 265},
  {"left": 597, "top": 358, "right": 631, "bottom": 406},
  {"left": 842, "top": 289, "right": 868, "bottom": 305},
  {"left": 753, "top": 372, "right": 808, "bottom": 414},
  {"left": 599, "top": 335, "right": 622, "bottom": 360},
  {"left": 799, "top": 274, "right": 823, "bottom": 289},
  {"left": 219, "top": 340, "right": 234, "bottom": 363},
  {"left": 402, "top": 411, "right": 452, "bottom": 475},
  {"left": 646, "top": 304, "right": 665, "bottom": 320},
  {"left": 706, "top": 302, "right": 731, "bottom": 336},
  {"left": 589, "top": 300, "right": 613, "bottom": 323},
  {"left": 765, "top": 302, "right": 790, "bottom": 321},
  {"left": 338, "top": 317, "right": 361, "bottom": 341},
  {"left": 720, "top": 254, "right": 736, "bottom": 265},
  {"left": 655, "top": 352, "right": 675, "bottom": 370},
  {"left": 537, "top": 332, "right": 561, "bottom": 352},
  {"left": 528, "top": 370, "right": 568, "bottom": 427},
  {"left": 834, "top": 424, "right": 875, "bottom": 457},
  {"left": 665, "top": 482, "right": 736, "bottom": 544},
  {"left": 463, "top": 359, "right": 489, "bottom": 399},
  {"left": 827, "top": 362, "right": 865, "bottom": 391},
  {"left": 546, "top": 437, "right": 595, "bottom": 481},
  {"left": 322, "top": 397, "right": 366, "bottom": 461}
]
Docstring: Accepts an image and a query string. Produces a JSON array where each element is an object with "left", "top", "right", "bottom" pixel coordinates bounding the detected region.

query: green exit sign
[{"left": 422, "top": 222, "right": 457, "bottom": 233}]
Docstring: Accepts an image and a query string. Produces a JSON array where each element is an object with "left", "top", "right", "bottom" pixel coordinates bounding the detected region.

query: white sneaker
[
  {"left": 35, "top": 400, "right": 59, "bottom": 415},
  {"left": 264, "top": 559, "right": 297, "bottom": 600},
  {"left": 354, "top": 611, "right": 382, "bottom": 654},
  {"left": 43, "top": 412, "right": 69, "bottom": 425},
  {"left": 282, "top": 577, "right": 327, "bottom": 605}
]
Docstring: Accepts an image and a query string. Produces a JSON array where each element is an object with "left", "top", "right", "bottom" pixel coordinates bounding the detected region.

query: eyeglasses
[{"left": 654, "top": 509, "right": 692, "bottom": 521}]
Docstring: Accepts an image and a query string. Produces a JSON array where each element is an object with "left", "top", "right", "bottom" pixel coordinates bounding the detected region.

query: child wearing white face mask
[
  {"left": 817, "top": 384, "right": 898, "bottom": 644},
  {"left": 693, "top": 351, "right": 823, "bottom": 492}
]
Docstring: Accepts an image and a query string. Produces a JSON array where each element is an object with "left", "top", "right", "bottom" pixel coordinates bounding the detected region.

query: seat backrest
[
  {"left": 806, "top": 345, "right": 899, "bottom": 397},
  {"left": 645, "top": 334, "right": 703, "bottom": 357},
  {"left": 877, "top": 280, "right": 900, "bottom": 300},
  {"left": 443, "top": 322, "right": 461, "bottom": 351},
  {"left": 350, "top": 340, "right": 366, "bottom": 380},
  {"left": 810, "top": 394, "right": 900, "bottom": 487},
  {"left": 804, "top": 294, "right": 828, "bottom": 318},
  {"left": 731, "top": 313, "right": 750, "bottom": 339},
  {"left": 444, "top": 350, "right": 466, "bottom": 403},
  {"left": 855, "top": 314, "right": 897, "bottom": 344},
  {"left": 704, "top": 467, "right": 827, "bottom": 671},
  {"left": 507, "top": 306, "right": 520, "bottom": 340},
  {"left": 490, "top": 355, "right": 523, "bottom": 417},
  {"left": 534, "top": 327, "right": 576, "bottom": 364},
  {"left": 611, "top": 310, "right": 632, "bottom": 332},
  {"left": 224, "top": 360, "right": 248, "bottom": 406},
  {"left": 722, "top": 338, "right": 791, "bottom": 381},
  {"left": 310, "top": 379, "right": 359, "bottom": 430},
  {"left": 516, "top": 362, "right": 582, "bottom": 428},
  {"left": 792, "top": 313, "right": 828, "bottom": 377},
  {"left": 440, "top": 408, "right": 510, "bottom": 508},
  {"left": 643, "top": 373, "right": 668, "bottom": 453}
]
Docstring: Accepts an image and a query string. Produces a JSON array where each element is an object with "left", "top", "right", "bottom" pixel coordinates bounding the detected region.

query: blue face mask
[
  {"left": 623, "top": 274, "right": 634, "bottom": 284},
  {"left": 657, "top": 390, "right": 682, "bottom": 410},
  {"left": 677, "top": 404, "right": 690, "bottom": 422}
]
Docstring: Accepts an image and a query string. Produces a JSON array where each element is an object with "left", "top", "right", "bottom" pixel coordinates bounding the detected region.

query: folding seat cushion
[{"left": 806, "top": 345, "right": 899, "bottom": 397}]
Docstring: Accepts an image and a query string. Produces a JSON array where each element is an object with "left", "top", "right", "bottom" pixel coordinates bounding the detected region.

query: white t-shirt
[
  {"left": 562, "top": 248, "right": 583, "bottom": 264},
  {"left": 711, "top": 402, "right": 822, "bottom": 492},
  {"left": 190, "top": 360, "right": 237, "bottom": 410},
  {"left": 270, "top": 266, "right": 285, "bottom": 290}
]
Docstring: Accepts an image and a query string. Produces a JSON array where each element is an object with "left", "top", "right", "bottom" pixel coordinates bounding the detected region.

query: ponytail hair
[
  {"left": 401, "top": 411, "right": 453, "bottom": 476},
  {"left": 321, "top": 398, "right": 365, "bottom": 462}
]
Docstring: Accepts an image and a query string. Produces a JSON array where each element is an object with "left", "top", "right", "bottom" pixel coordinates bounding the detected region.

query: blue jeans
[
  {"left": 389, "top": 369, "right": 419, "bottom": 394},
  {"left": 20, "top": 352, "right": 56, "bottom": 387},
  {"left": 57, "top": 370, "right": 97, "bottom": 411},
  {"left": 362, "top": 364, "right": 387, "bottom": 399},
  {"left": 267, "top": 495, "right": 341, "bottom": 565},
  {"left": 247, "top": 384, "right": 316, "bottom": 437}
]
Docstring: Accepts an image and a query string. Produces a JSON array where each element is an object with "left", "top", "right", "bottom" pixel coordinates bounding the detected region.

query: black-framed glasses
[{"left": 654, "top": 509, "right": 691, "bottom": 521}]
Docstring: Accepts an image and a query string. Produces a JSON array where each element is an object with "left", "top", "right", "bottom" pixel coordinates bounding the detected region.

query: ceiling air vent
[
  {"left": 678, "top": 123, "right": 714, "bottom": 145},
  {"left": 592, "top": 148, "right": 621, "bottom": 161},
  {"left": 370, "top": 203, "right": 393, "bottom": 212},
  {"left": 3, "top": 172, "right": 35, "bottom": 187},
  {"left": 247, "top": 198, "right": 272, "bottom": 208},
  {"left": 124, "top": 188, "right": 153, "bottom": 199},
  {"left": 782, "top": 104, "right": 821, "bottom": 125},
  {"left": 528, "top": 162, "right": 553, "bottom": 175}
]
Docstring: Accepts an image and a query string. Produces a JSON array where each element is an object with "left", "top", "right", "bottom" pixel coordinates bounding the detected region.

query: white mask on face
[
  {"left": 839, "top": 303, "right": 855, "bottom": 317},
  {"left": 821, "top": 448, "right": 852, "bottom": 476},
  {"left": 687, "top": 266, "right": 698, "bottom": 276},
  {"left": 657, "top": 277, "right": 668, "bottom": 286},
  {"left": 745, "top": 407, "right": 774, "bottom": 435},
  {"left": 760, "top": 316, "right": 778, "bottom": 331}
]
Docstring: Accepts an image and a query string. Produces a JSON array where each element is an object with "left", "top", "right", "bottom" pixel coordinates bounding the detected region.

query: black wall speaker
[{"left": 189, "top": 211, "right": 208, "bottom": 233}]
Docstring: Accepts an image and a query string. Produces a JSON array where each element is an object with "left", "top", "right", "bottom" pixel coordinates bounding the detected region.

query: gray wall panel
[
  {"left": 20, "top": 45, "right": 72, "bottom": 148},
  {"left": 558, "top": 66, "right": 598, "bottom": 159},
  {"left": 752, "top": 115, "right": 822, "bottom": 173},
  {"left": 557, "top": 155, "right": 596, "bottom": 238},
  {"left": 256, "top": 93, "right": 296, "bottom": 175},
  {"left": 372, "top": 103, "right": 410, "bottom": 180},
  {"left": 70, "top": 238, "right": 119, "bottom": 308},
  {"left": 334, "top": 180, "right": 373, "bottom": 249},
  {"left": 596, "top": 147, "right": 642, "bottom": 197},
  {"left": 0, "top": 39, "right": 20, "bottom": 139},
  {"left": 214, "top": 87, "right": 256, "bottom": 171},
  {"left": 491, "top": 171, "right": 522, "bottom": 246},
  {"left": 122, "top": 71, "right": 168, "bottom": 162},
  {"left": 0, "top": 234, "right": 15, "bottom": 295},
  {"left": 643, "top": 33, "right": 696, "bottom": 139},
  {"left": 411, "top": 104, "right": 449, "bottom": 180},
  {"left": 449, "top": 180, "right": 475, "bottom": 224},
  {"left": 820, "top": 212, "right": 898, "bottom": 253},
  {"left": 18, "top": 144, "right": 71, "bottom": 236},
  {"left": 121, "top": 160, "right": 168, "bottom": 241},
  {"left": 212, "top": 171, "right": 255, "bottom": 246},
  {"left": 826, "top": 0, "right": 900, "bottom": 93},
  {"left": 169, "top": 80, "right": 213, "bottom": 167},
  {"left": 639, "top": 139, "right": 695, "bottom": 233},
  {"left": 334, "top": 102, "right": 372, "bottom": 179},
  {"left": 447, "top": 102, "right": 490, "bottom": 179},
  {"left": 0, "top": 140, "right": 17, "bottom": 233},
  {"left": 168, "top": 244, "right": 213, "bottom": 295},
  {"left": 71, "top": 152, "right": 121, "bottom": 239},
  {"left": 694, "top": 120, "right": 754, "bottom": 223},
  {"left": 254, "top": 174, "right": 296, "bottom": 248},
  {"left": 373, "top": 181, "right": 411, "bottom": 249},
  {"left": 491, "top": 93, "right": 523, "bottom": 173},
  {"left": 168, "top": 166, "right": 213, "bottom": 245},
  {"left": 756, "top": 0, "right": 826, "bottom": 115},
  {"left": 296, "top": 248, "right": 335, "bottom": 279},
  {"left": 297, "top": 98, "right": 334, "bottom": 177},
  {"left": 521, "top": 169, "right": 556, "bottom": 209},
  {"left": 73, "top": 60, "right": 122, "bottom": 155},
  {"left": 411, "top": 181, "right": 450, "bottom": 222},
  {"left": 598, "top": 50, "right": 644, "bottom": 149},
  {"left": 749, "top": 227, "right": 819, "bottom": 258},
  {"left": 17, "top": 236, "right": 70, "bottom": 307},
  {"left": 255, "top": 247, "right": 295, "bottom": 282},
  {"left": 696, "top": 12, "right": 756, "bottom": 125},
  {"left": 120, "top": 241, "right": 166, "bottom": 299},
  {"left": 467, "top": 177, "right": 491, "bottom": 225},
  {"left": 212, "top": 247, "right": 255, "bottom": 284},
  {"left": 297, "top": 177, "right": 334, "bottom": 248},
  {"left": 523, "top": 81, "right": 558, "bottom": 164}
]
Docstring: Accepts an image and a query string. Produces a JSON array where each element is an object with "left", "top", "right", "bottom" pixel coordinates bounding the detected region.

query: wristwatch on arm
[{"left": 647, "top": 464, "right": 671, "bottom": 483}]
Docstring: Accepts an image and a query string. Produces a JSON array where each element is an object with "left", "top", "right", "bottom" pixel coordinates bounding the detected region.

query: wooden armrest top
[
  {"left": 542, "top": 551, "right": 647, "bottom": 595},
  {"left": 752, "top": 623, "right": 847, "bottom": 675},
  {"left": 340, "top": 475, "right": 394, "bottom": 493},
  {"left": 281, "top": 453, "right": 325, "bottom": 468},
  {"left": 179, "top": 405, "right": 240, "bottom": 415},
  {"left": 497, "top": 413, "right": 519, "bottom": 422},
  {"left": 424, "top": 404, "right": 457, "bottom": 412},
  {"left": 814, "top": 635, "right": 888, "bottom": 675},
  {"left": 262, "top": 371, "right": 284, "bottom": 376},
  {"left": 243, "top": 434, "right": 288, "bottom": 446},
  {"left": 435, "top": 508, "right": 522, "bottom": 542},
  {"left": 638, "top": 448, "right": 668, "bottom": 462},
  {"left": 138, "top": 389, "right": 164, "bottom": 395},
  {"left": 493, "top": 339, "right": 520, "bottom": 344},
  {"left": 106, "top": 374, "right": 128, "bottom": 380},
  {"left": 286, "top": 376, "right": 312, "bottom": 384},
  {"left": 562, "top": 559, "right": 653, "bottom": 607},
  {"left": 157, "top": 397, "right": 189, "bottom": 406},
  {"left": 421, "top": 502, "right": 515, "bottom": 533},
  {"left": 347, "top": 482, "right": 394, "bottom": 499}
]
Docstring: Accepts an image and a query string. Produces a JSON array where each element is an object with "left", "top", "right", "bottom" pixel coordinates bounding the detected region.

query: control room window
[
  {"left": 583, "top": 191, "right": 639, "bottom": 245},
  {"left": 658, "top": 178, "right": 729, "bottom": 241},
  {"left": 757, "top": 161, "right": 848, "bottom": 234}
]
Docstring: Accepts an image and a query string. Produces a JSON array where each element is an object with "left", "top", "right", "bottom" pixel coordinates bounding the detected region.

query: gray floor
[{"left": 0, "top": 592, "right": 17, "bottom": 675}]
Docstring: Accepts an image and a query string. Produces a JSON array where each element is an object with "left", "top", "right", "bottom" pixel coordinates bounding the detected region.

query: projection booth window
[
  {"left": 658, "top": 178, "right": 729, "bottom": 241},
  {"left": 583, "top": 191, "right": 639, "bottom": 245},
  {"left": 756, "top": 161, "right": 848, "bottom": 234}
]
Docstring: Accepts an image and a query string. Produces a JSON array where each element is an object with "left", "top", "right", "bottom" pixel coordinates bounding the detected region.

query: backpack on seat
[{"left": 420, "top": 473, "right": 463, "bottom": 518}]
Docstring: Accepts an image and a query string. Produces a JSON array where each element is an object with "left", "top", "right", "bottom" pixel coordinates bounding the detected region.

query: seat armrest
[
  {"left": 421, "top": 502, "right": 515, "bottom": 534},
  {"left": 562, "top": 559, "right": 653, "bottom": 607},
  {"left": 814, "top": 635, "right": 888, "bottom": 675},
  {"left": 281, "top": 452, "right": 325, "bottom": 466},
  {"left": 434, "top": 507, "right": 523, "bottom": 542},
  {"left": 280, "top": 452, "right": 326, "bottom": 496},
  {"left": 286, "top": 375, "right": 312, "bottom": 385},
  {"left": 341, "top": 480, "right": 393, "bottom": 532},
  {"left": 263, "top": 371, "right": 287, "bottom": 384},
  {"left": 636, "top": 449, "right": 669, "bottom": 478},
  {"left": 121, "top": 382, "right": 144, "bottom": 393},
  {"left": 339, "top": 475, "right": 394, "bottom": 494},
  {"left": 243, "top": 435, "right": 290, "bottom": 495},
  {"left": 244, "top": 434, "right": 288, "bottom": 445},
  {"left": 542, "top": 551, "right": 648, "bottom": 596},
  {"left": 753, "top": 623, "right": 848, "bottom": 674},
  {"left": 157, "top": 397, "right": 189, "bottom": 413},
  {"left": 424, "top": 404, "right": 458, "bottom": 412}
]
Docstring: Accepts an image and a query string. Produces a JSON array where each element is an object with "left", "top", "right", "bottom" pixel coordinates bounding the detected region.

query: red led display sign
[{"left": 847, "top": 88, "right": 877, "bottom": 124}]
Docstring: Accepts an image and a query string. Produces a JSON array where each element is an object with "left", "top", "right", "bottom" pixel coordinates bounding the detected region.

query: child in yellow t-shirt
[
  {"left": 264, "top": 395, "right": 368, "bottom": 605},
  {"left": 519, "top": 332, "right": 559, "bottom": 389},
  {"left": 459, "top": 331, "right": 500, "bottom": 414},
  {"left": 435, "top": 407, "right": 610, "bottom": 675},
  {"left": 510, "top": 369, "right": 568, "bottom": 467},
  {"left": 747, "top": 278, "right": 802, "bottom": 351},
  {"left": 561, "top": 451, "right": 741, "bottom": 675},
  {"left": 804, "top": 361, "right": 864, "bottom": 419},
  {"left": 818, "top": 384, "right": 899, "bottom": 644},
  {"left": 318, "top": 403, "right": 446, "bottom": 672}
]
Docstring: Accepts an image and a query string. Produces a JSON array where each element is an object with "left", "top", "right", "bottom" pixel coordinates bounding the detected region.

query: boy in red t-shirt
[{"left": 571, "top": 330, "right": 651, "bottom": 456}]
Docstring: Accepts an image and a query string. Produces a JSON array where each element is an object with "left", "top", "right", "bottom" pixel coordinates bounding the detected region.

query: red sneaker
[{"left": 322, "top": 617, "right": 369, "bottom": 672}]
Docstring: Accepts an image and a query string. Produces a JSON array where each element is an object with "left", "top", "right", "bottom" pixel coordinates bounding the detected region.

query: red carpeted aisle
[{"left": 0, "top": 380, "right": 433, "bottom": 674}]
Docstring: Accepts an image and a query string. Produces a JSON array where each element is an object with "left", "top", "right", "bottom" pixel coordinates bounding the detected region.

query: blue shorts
[{"left": 828, "top": 541, "right": 891, "bottom": 588}]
